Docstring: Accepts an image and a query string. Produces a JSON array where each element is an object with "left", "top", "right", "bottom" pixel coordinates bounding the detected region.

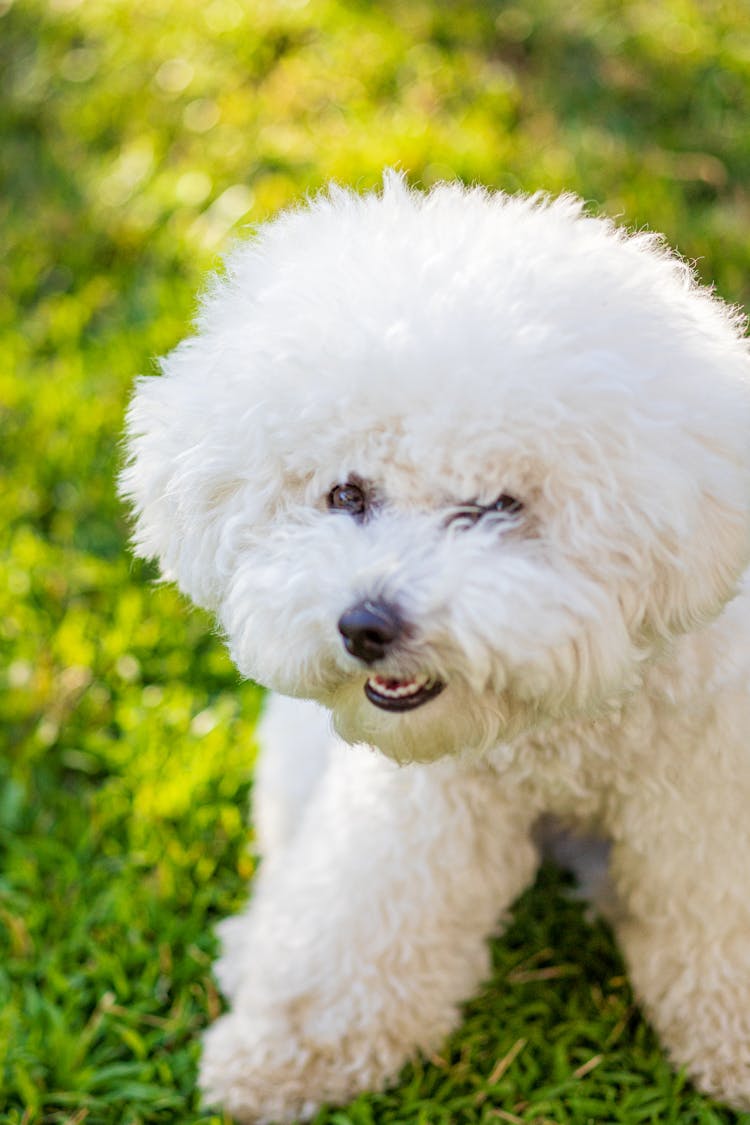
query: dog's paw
[
  {"left": 199, "top": 1007, "right": 413, "bottom": 1124},
  {"left": 199, "top": 1011, "right": 321, "bottom": 1124}
]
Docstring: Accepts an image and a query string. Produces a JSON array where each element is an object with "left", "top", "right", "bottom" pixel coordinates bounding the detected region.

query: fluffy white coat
[{"left": 121, "top": 175, "right": 750, "bottom": 1121}]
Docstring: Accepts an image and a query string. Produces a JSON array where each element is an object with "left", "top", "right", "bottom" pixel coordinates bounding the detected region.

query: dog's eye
[
  {"left": 492, "top": 493, "right": 524, "bottom": 516},
  {"left": 446, "top": 493, "right": 524, "bottom": 528},
  {"left": 327, "top": 481, "right": 367, "bottom": 517}
]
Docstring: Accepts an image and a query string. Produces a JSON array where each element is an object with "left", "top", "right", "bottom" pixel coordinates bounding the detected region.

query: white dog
[{"left": 121, "top": 174, "right": 750, "bottom": 1121}]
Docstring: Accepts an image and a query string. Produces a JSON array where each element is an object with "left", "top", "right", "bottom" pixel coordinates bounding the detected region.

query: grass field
[{"left": 3, "top": 0, "right": 750, "bottom": 1121}]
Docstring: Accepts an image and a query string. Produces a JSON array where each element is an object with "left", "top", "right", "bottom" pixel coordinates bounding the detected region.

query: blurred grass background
[{"left": 2, "top": 0, "right": 750, "bottom": 1121}]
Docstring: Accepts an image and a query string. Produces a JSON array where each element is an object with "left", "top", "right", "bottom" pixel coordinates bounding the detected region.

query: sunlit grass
[{"left": 3, "top": 0, "right": 750, "bottom": 1120}]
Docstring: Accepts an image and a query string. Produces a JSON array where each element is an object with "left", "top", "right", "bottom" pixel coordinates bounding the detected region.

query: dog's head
[{"left": 122, "top": 175, "right": 750, "bottom": 762}]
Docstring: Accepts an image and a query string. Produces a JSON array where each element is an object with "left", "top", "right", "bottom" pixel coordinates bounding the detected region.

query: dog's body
[{"left": 122, "top": 176, "right": 750, "bottom": 1120}]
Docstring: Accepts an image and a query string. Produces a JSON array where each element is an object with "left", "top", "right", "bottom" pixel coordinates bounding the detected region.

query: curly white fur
[{"left": 121, "top": 174, "right": 750, "bottom": 1120}]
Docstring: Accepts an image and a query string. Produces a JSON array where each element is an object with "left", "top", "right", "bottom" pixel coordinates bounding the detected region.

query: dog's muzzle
[{"left": 338, "top": 599, "right": 445, "bottom": 711}]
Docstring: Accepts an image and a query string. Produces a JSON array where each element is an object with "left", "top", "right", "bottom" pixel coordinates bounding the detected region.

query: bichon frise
[{"left": 121, "top": 174, "right": 750, "bottom": 1121}]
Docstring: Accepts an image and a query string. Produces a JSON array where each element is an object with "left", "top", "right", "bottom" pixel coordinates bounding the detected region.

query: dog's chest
[{"left": 486, "top": 707, "right": 648, "bottom": 829}]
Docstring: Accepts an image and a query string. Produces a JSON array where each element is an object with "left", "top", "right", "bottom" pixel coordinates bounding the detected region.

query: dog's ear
[
  {"left": 645, "top": 452, "right": 750, "bottom": 639},
  {"left": 120, "top": 340, "right": 249, "bottom": 611}
]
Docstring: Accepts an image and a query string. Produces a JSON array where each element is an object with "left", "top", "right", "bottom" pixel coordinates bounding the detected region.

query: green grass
[{"left": 3, "top": 0, "right": 750, "bottom": 1121}]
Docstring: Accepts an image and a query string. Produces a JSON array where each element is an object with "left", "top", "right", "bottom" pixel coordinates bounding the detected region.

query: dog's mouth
[{"left": 364, "top": 673, "right": 445, "bottom": 712}]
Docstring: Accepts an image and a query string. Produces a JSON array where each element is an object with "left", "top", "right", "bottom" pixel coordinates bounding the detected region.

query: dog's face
[{"left": 122, "top": 177, "right": 750, "bottom": 762}]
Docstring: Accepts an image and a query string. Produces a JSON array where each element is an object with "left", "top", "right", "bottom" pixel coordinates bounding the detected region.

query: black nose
[{"left": 338, "top": 599, "right": 404, "bottom": 664}]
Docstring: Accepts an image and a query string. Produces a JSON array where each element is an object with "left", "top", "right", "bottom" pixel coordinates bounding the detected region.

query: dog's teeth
[{"left": 368, "top": 674, "right": 430, "bottom": 699}]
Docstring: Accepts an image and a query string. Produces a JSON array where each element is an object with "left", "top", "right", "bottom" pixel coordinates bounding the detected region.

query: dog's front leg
[
  {"left": 610, "top": 767, "right": 750, "bottom": 1109},
  {"left": 199, "top": 745, "right": 538, "bottom": 1124}
]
